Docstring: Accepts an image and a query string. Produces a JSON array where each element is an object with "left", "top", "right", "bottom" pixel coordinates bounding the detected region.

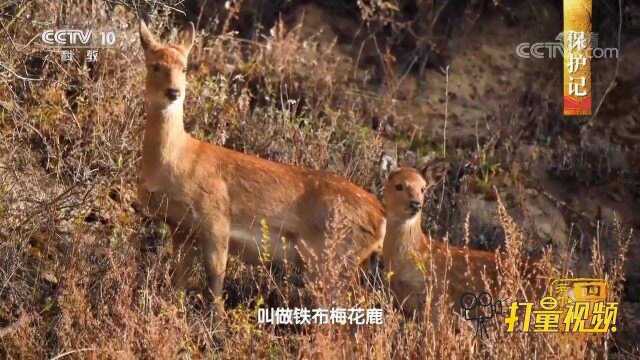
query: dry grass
[{"left": 0, "top": 1, "right": 638, "bottom": 359}]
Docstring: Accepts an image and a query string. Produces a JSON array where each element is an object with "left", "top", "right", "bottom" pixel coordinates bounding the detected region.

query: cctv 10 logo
[{"left": 41, "top": 29, "right": 117, "bottom": 48}]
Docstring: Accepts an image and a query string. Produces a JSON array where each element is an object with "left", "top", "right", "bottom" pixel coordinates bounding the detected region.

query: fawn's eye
[
  {"left": 151, "top": 64, "right": 160, "bottom": 72},
  {"left": 182, "top": 67, "right": 187, "bottom": 73},
  {"left": 421, "top": 186, "right": 426, "bottom": 193},
  {"left": 395, "top": 184, "right": 404, "bottom": 191}
]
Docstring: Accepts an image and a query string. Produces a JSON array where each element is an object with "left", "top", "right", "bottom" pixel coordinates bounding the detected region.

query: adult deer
[{"left": 136, "top": 21, "right": 386, "bottom": 312}]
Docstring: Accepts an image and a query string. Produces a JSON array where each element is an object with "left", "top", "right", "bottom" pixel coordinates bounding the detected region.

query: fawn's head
[
  {"left": 383, "top": 168, "right": 429, "bottom": 221},
  {"left": 139, "top": 21, "right": 194, "bottom": 107}
]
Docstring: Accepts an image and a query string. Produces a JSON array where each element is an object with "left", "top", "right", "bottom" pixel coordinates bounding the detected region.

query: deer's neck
[
  {"left": 141, "top": 100, "right": 188, "bottom": 182},
  {"left": 383, "top": 213, "right": 425, "bottom": 257}
]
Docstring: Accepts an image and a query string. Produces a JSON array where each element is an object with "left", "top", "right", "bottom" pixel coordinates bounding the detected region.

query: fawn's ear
[
  {"left": 139, "top": 20, "right": 160, "bottom": 53},
  {"left": 178, "top": 22, "right": 195, "bottom": 55},
  {"left": 379, "top": 154, "right": 399, "bottom": 182}
]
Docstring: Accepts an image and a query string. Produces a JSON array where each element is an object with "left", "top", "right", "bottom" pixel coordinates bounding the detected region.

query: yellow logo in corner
[
  {"left": 505, "top": 278, "right": 618, "bottom": 334},
  {"left": 550, "top": 278, "right": 608, "bottom": 305}
]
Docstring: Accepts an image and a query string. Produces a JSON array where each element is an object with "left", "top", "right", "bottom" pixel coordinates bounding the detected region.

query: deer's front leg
[{"left": 200, "top": 214, "right": 230, "bottom": 313}]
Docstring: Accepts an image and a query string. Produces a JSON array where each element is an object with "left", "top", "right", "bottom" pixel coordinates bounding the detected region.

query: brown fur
[
  {"left": 137, "top": 21, "right": 386, "bottom": 311},
  {"left": 381, "top": 167, "right": 497, "bottom": 315}
]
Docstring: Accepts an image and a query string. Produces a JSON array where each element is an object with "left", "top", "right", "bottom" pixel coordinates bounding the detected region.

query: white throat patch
[{"left": 161, "top": 99, "right": 183, "bottom": 115}]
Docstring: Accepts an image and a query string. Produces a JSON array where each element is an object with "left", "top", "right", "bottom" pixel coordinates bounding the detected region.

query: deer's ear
[
  {"left": 379, "top": 154, "right": 399, "bottom": 182},
  {"left": 178, "top": 22, "right": 195, "bottom": 55},
  {"left": 139, "top": 20, "right": 160, "bottom": 53}
]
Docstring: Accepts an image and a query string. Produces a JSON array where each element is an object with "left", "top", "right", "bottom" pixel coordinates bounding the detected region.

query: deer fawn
[
  {"left": 380, "top": 163, "right": 497, "bottom": 316},
  {"left": 137, "top": 21, "right": 386, "bottom": 311}
]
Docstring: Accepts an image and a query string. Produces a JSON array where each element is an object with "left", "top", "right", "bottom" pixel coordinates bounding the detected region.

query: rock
[
  {"left": 458, "top": 186, "right": 569, "bottom": 253},
  {"left": 521, "top": 193, "right": 568, "bottom": 250},
  {"left": 458, "top": 194, "right": 502, "bottom": 249}
]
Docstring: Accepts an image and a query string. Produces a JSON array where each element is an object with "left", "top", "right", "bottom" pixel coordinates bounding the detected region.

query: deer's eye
[
  {"left": 151, "top": 64, "right": 160, "bottom": 72},
  {"left": 182, "top": 67, "right": 187, "bottom": 73},
  {"left": 395, "top": 184, "right": 404, "bottom": 191},
  {"left": 421, "top": 186, "right": 426, "bottom": 193}
]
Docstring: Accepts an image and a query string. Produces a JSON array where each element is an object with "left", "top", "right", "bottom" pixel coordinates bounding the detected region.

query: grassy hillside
[{"left": 0, "top": 1, "right": 638, "bottom": 358}]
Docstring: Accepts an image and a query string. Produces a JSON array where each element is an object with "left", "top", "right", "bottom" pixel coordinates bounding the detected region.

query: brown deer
[
  {"left": 380, "top": 163, "right": 497, "bottom": 316},
  {"left": 137, "top": 21, "right": 386, "bottom": 312}
]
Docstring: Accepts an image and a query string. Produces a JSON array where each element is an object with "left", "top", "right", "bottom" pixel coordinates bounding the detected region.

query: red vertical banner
[{"left": 563, "top": 0, "right": 592, "bottom": 116}]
